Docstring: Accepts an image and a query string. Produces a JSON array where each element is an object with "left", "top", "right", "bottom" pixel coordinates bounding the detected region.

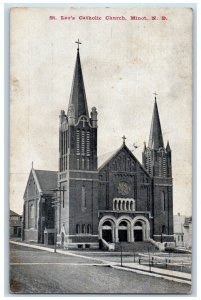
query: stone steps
[{"left": 114, "top": 241, "right": 159, "bottom": 253}]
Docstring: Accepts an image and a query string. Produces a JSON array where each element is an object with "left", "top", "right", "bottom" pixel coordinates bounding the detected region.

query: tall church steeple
[
  {"left": 59, "top": 41, "right": 98, "bottom": 173},
  {"left": 67, "top": 42, "right": 89, "bottom": 121},
  {"left": 148, "top": 99, "right": 164, "bottom": 150},
  {"left": 57, "top": 42, "right": 99, "bottom": 242}
]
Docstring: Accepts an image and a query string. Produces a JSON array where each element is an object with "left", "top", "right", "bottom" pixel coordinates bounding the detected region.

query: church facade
[{"left": 55, "top": 44, "right": 174, "bottom": 249}]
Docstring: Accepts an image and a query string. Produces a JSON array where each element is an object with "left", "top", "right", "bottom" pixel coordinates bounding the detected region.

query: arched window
[
  {"left": 82, "top": 224, "right": 86, "bottom": 234},
  {"left": 76, "top": 224, "right": 80, "bottom": 234},
  {"left": 127, "top": 159, "right": 130, "bottom": 171},
  {"left": 161, "top": 191, "right": 165, "bottom": 211},
  {"left": 77, "top": 158, "right": 80, "bottom": 170},
  {"left": 126, "top": 201, "right": 129, "bottom": 210},
  {"left": 82, "top": 186, "right": 86, "bottom": 209},
  {"left": 103, "top": 221, "right": 112, "bottom": 226},
  {"left": 86, "top": 158, "right": 90, "bottom": 170},
  {"left": 86, "top": 131, "right": 90, "bottom": 156},
  {"left": 76, "top": 130, "right": 80, "bottom": 155},
  {"left": 87, "top": 224, "right": 91, "bottom": 234},
  {"left": 119, "top": 221, "right": 127, "bottom": 227},
  {"left": 162, "top": 225, "right": 166, "bottom": 234},
  {"left": 135, "top": 221, "right": 142, "bottom": 227},
  {"left": 122, "top": 201, "right": 126, "bottom": 210},
  {"left": 81, "top": 130, "right": 85, "bottom": 155},
  {"left": 118, "top": 201, "right": 121, "bottom": 210},
  {"left": 82, "top": 158, "right": 85, "bottom": 169},
  {"left": 114, "top": 200, "right": 117, "bottom": 210},
  {"left": 30, "top": 204, "right": 34, "bottom": 219}
]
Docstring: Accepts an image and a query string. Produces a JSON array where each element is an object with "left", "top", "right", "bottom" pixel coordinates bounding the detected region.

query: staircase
[{"left": 114, "top": 241, "right": 159, "bottom": 253}]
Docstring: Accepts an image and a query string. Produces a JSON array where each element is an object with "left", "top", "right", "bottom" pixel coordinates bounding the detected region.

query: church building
[
  {"left": 56, "top": 42, "right": 174, "bottom": 249},
  {"left": 22, "top": 42, "right": 174, "bottom": 250}
]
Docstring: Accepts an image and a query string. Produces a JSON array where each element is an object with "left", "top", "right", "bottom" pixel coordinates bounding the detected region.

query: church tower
[
  {"left": 142, "top": 96, "right": 174, "bottom": 242},
  {"left": 57, "top": 41, "right": 99, "bottom": 248}
]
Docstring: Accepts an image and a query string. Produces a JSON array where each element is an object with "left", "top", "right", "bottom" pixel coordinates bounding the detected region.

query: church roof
[
  {"left": 23, "top": 169, "right": 58, "bottom": 199},
  {"left": 98, "top": 143, "right": 150, "bottom": 177},
  {"left": 34, "top": 170, "right": 58, "bottom": 193},
  {"left": 148, "top": 99, "right": 164, "bottom": 149},
  {"left": 68, "top": 48, "right": 89, "bottom": 120},
  {"left": 98, "top": 146, "right": 123, "bottom": 170}
]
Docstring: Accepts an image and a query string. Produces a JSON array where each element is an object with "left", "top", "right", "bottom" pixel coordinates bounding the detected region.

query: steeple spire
[
  {"left": 68, "top": 41, "right": 89, "bottom": 121},
  {"left": 148, "top": 97, "right": 164, "bottom": 149}
]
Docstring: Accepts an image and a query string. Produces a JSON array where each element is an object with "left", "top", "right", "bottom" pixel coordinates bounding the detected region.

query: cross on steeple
[
  {"left": 122, "top": 135, "right": 126, "bottom": 145},
  {"left": 81, "top": 118, "right": 87, "bottom": 128},
  {"left": 153, "top": 91, "right": 158, "bottom": 100},
  {"left": 75, "top": 39, "right": 82, "bottom": 50}
]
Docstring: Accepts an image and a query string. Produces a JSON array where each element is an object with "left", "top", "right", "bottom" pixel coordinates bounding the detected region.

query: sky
[{"left": 10, "top": 7, "right": 192, "bottom": 216}]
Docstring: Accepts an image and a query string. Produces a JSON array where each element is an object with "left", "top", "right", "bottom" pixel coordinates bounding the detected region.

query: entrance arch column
[
  {"left": 127, "top": 225, "right": 131, "bottom": 242},
  {"left": 130, "top": 224, "right": 134, "bottom": 242},
  {"left": 114, "top": 225, "right": 119, "bottom": 243}
]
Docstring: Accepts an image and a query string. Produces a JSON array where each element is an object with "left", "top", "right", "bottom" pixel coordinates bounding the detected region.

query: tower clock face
[{"left": 117, "top": 181, "right": 130, "bottom": 196}]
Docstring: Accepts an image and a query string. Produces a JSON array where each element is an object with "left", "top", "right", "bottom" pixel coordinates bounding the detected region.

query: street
[{"left": 9, "top": 243, "right": 191, "bottom": 294}]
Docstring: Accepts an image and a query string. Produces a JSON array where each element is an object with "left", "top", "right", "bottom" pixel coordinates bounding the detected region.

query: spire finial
[
  {"left": 122, "top": 135, "right": 126, "bottom": 145},
  {"left": 31, "top": 161, "right": 33, "bottom": 169},
  {"left": 75, "top": 39, "right": 82, "bottom": 51},
  {"left": 153, "top": 91, "right": 158, "bottom": 101}
]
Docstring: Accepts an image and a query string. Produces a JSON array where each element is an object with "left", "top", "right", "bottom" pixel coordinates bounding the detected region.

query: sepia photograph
[{"left": 9, "top": 6, "right": 193, "bottom": 294}]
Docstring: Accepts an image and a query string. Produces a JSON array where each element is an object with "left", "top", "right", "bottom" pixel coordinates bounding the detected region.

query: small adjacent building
[
  {"left": 22, "top": 168, "right": 57, "bottom": 244},
  {"left": 10, "top": 210, "right": 22, "bottom": 237},
  {"left": 173, "top": 213, "right": 192, "bottom": 249},
  {"left": 183, "top": 216, "right": 192, "bottom": 249}
]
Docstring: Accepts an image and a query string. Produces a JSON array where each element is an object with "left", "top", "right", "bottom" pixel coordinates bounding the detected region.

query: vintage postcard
[{"left": 9, "top": 7, "right": 192, "bottom": 294}]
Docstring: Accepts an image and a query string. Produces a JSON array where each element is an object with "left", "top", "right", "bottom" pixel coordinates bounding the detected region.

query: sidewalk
[{"left": 10, "top": 240, "right": 191, "bottom": 285}]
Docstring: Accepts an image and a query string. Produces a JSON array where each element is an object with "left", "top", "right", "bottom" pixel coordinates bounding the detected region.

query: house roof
[
  {"left": 10, "top": 210, "right": 22, "bottom": 227},
  {"left": 183, "top": 216, "right": 192, "bottom": 227},
  {"left": 10, "top": 210, "right": 21, "bottom": 217}
]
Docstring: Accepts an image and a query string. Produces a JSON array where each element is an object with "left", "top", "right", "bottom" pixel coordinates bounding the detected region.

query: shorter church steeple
[
  {"left": 142, "top": 94, "right": 172, "bottom": 178},
  {"left": 148, "top": 96, "right": 164, "bottom": 150}
]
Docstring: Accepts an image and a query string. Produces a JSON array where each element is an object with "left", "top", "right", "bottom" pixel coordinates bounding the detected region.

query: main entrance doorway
[
  {"left": 134, "top": 229, "right": 143, "bottom": 241},
  {"left": 102, "top": 221, "right": 113, "bottom": 242},
  {"left": 134, "top": 221, "right": 143, "bottom": 242},
  {"left": 118, "top": 221, "right": 128, "bottom": 242}
]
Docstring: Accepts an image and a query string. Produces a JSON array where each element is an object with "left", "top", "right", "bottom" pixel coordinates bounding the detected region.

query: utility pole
[
  {"left": 120, "top": 243, "right": 123, "bottom": 267},
  {"left": 49, "top": 187, "right": 66, "bottom": 253}
]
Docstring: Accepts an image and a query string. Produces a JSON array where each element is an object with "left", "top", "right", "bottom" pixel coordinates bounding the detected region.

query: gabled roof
[
  {"left": 10, "top": 210, "right": 22, "bottom": 227},
  {"left": 10, "top": 210, "right": 21, "bottom": 217},
  {"left": 24, "top": 169, "right": 58, "bottom": 199},
  {"left": 34, "top": 170, "right": 58, "bottom": 193},
  {"left": 98, "top": 145, "right": 123, "bottom": 170},
  {"left": 184, "top": 216, "right": 192, "bottom": 227},
  {"left": 98, "top": 143, "right": 150, "bottom": 177}
]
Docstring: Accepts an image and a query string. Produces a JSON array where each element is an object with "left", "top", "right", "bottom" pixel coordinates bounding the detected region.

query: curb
[
  {"left": 10, "top": 241, "right": 191, "bottom": 285},
  {"left": 112, "top": 265, "right": 191, "bottom": 285}
]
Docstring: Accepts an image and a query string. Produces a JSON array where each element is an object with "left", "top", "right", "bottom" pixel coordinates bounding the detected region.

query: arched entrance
[
  {"left": 102, "top": 220, "right": 113, "bottom": 242},
  {"left": 118, "top": 221, "right": 128, "bottom": 242},
  {"left": 134, "top": 221, "right": 143, "bottom": 241}
]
